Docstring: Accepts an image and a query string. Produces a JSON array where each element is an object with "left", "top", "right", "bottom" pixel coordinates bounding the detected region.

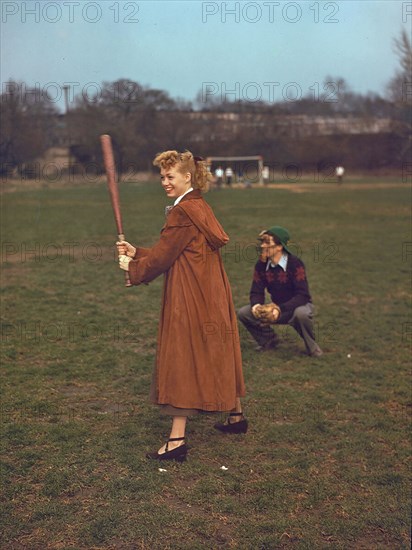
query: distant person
[
  {"left": 262, "top": 165, "right": 270, "bottom": 185},
  {"left": 214, "top": 166, "right": 223, "bottom": 189},
  {"left": 244, "top": 177, "right": 252, "bottom": 189},
  {"left": 225, "top": 166, "right": 233, "bottom": 186},
  {"left": 335, "top": 165, "right": 345, "bottom": 184},
  {"left": 237, "top": 226, "right": 323, "bottom": 357}
]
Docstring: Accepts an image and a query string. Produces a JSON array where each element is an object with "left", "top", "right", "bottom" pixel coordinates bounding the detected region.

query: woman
[{"left": 117, "top": 150, "right": 246, "bottom": 461}]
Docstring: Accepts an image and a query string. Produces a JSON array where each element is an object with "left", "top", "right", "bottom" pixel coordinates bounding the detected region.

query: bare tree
[
  {"left": 0, "top": 80, "right": 58, "bottom": 176},
  {"left": 387, "top": 29, "right": 412, "bottom": 102},
  {"left": 386, "top": 29, "right": 412, "bottom": 162},
  {"left": 68, "top": 79, "right": 182, "bottom": 172}
]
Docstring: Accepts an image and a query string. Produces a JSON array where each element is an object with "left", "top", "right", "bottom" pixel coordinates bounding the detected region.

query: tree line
[{"left": 1, "top": 30, "right": 410, "bottom": 176}]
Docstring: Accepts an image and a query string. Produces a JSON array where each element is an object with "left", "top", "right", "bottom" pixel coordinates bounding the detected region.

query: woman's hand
[
  {"left": 116, "top": 240, "right": 136, "bottom": 258},
  {"left": 118, "top": 255, "right": 132, "bottom": 271}
]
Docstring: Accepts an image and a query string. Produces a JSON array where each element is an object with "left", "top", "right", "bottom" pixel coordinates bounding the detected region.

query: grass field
[{"left": 1, "top": 180, "right": 411, "bottom": 549}]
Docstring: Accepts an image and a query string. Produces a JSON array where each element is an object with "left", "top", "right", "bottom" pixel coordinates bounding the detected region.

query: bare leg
[
  {"left": 234, "top": 397, "right": 242, "bottom": 412},
  {"left": 224, "top": 398, "right": 245, "bottom": 425},
  {"left": 214, "top": 398, "right": 248, "bottom": 433},
  {"left": 157, "top": 416, "right": 187, "bottom": 454}
]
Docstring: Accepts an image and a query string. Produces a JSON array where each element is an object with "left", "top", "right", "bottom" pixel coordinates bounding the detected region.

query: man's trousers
[{"left": 237, "top": 303, "right": 322, "bottom": 355}]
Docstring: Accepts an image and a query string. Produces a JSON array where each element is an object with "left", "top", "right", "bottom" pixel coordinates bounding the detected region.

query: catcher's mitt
[{"left": 252, "top": 303, "right": 281, "bottom": 324}]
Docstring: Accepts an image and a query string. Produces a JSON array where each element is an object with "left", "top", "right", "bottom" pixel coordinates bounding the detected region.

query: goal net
[{"left": 206, "top": 156, "right": 264, "bottom": 185}]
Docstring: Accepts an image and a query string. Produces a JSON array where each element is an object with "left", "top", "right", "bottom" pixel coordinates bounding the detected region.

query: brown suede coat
[{"left": 128, "top": 190, "right": 245, "bottom": 411}]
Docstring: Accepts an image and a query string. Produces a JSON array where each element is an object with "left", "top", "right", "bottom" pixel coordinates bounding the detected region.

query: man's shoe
[
  {"left": 214, "top": 413, "right": 248, "bottom": 434},
  {"left": 255, "top": 337, "right": 278, "bottom": 352},
  {"left": 310, "top": 348, "right": 323, "bottom": 357}
]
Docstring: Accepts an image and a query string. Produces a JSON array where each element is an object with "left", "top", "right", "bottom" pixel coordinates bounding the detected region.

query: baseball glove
[{"left": 252, "top": 303, "right": 281, "bottom": 324}]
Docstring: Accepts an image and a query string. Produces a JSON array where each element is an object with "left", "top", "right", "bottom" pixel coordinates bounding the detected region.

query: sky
[{"left": 0, "top": 0, "right": 409, "bottom": 111}]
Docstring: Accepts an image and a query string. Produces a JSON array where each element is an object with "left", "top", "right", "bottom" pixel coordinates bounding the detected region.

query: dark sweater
[{"left": 250, "top": 253, "right": 312, "bottom": 314}]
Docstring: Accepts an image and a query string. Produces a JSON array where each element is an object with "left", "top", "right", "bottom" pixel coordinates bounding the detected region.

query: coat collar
[
  {"left": 164, "top": 189, "right": 202, "bottom": 218},
  {"left": 173, "top": 187, "right": 193, "bottom": 206},
  {"left": 180, "top": 189, "right": 202, "bottom": 202}
]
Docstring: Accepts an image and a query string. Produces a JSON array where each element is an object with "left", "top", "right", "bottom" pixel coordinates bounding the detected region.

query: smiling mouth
[{"left": 164, "top": 187, "right": 174, "bottom": 192}]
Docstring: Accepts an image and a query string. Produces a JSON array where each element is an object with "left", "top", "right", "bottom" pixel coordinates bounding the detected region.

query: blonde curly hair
[{"left": 153, "top": 150, "right": 212, "bottom": 192}]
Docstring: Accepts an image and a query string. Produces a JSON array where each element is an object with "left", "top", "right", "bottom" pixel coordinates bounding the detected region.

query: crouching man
[{"left": 238, "top": 226, "right": 323, "bottom": 357}]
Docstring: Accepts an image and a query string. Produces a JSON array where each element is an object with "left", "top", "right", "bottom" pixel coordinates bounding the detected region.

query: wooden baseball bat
[{"left": 100, "top": 134, "right": 132, "bottom": 287}]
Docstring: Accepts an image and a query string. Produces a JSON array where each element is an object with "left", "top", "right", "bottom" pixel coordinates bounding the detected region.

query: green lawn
[{"left": 1, "top": 181, "right": 410, "bottom": 549}]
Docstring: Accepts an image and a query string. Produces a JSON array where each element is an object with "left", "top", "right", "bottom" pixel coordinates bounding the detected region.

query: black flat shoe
[
  {"left": 146, "top": 437, "right": 188, "bottom": 462},
  {"left": 214, "top": 412, "right": 248, "bottom": 434}
]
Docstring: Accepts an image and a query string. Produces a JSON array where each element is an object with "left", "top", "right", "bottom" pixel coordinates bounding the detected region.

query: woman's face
[{"left": 160, "top": 164, "right": 191, "bottom": 199}]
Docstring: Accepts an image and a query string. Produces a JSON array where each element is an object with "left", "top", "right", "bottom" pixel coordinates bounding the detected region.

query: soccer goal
[{"left": 206, "top": 155, "right": 264, "bottom": 185}]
